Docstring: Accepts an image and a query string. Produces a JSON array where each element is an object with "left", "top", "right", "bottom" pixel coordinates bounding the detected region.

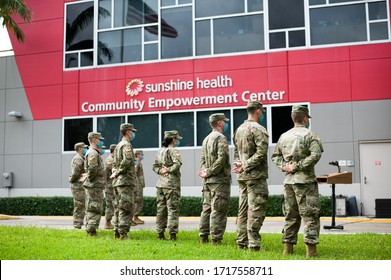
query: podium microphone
[{"left": 329, "top": 161, "right": 341, "bottom": 172}]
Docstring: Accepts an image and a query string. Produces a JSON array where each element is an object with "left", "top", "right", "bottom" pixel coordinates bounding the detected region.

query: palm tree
[{"left": 0, "top": 0, "right": 32, "bottom": 43}]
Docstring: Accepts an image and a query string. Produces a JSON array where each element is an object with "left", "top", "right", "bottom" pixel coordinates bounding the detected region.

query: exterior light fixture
[{"left": 8, "top": 111, "right": 23, "bottom": 118}]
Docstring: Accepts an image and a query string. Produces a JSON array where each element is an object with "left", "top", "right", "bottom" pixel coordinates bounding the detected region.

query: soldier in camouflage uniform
[
  {"left": 132, "top": 150, "right": 145, "bottom": 225},
  {"left": 69, "top": 142, "right": 88, "bottom": 229},
  {"left": 83, "top": 132, "right": 106, "bottom": 236},
  {"left": 111, "top": 123, "right": 137, "bottom": 240},
  {"left": 103, "top": 144, "right": 117, "bottom": 230},
  {"left": 232, "top": 101, "right": 269, "bottom": 251},
  {"left": 152, "top": 130, "right": 183, "bottom": 241},
  {"left": 272, "top": 105, "right": 323, "bottom": 258},
  {"left": 198, "top": 113, "right": 231, "bottom": 245}
]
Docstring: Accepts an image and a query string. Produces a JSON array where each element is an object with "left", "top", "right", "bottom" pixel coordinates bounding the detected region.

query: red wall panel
[{"left": 27, "top": 85, "right": 63, "bottom": 119}]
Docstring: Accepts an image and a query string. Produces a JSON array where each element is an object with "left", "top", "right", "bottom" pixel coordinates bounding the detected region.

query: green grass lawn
[{"left": 0, "top": 226, "right": 390, "bottom": 260}]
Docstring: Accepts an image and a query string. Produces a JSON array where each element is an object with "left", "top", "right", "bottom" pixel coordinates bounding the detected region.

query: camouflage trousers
[
  {"left": 104, "top": 185, "right": 115, "bottom": 221},
  {"left": 156, "top": 187, "right": 180, "bottom": 235},
  {"left": 236, "top": 179, "right": 269, "bottom": 248},
  {"left": 282, "top": 183, "right": 321, "bottom": 245},
  {"left": 70, "top": 184, "right": 86, "bottom": 228},
  {"left": 199, "top": 183, "right": 230, "bottom": 241},
  {"left": 133, "top": 184, "right": 144, "bottom": 216},
  {"left": 113, "top": 185, "right": 134, "bottom": 234},
  {"left": 84, "top": 186, "right": 104, "bottom": 232}
]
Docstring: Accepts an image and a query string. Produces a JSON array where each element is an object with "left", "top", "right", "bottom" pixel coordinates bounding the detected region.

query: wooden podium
[{"left": 317, "top": 172, "right": 352, "bottom": 230}]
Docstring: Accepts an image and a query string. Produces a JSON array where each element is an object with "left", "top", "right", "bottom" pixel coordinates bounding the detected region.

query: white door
[{"left": 360, "top": 142, "right": 391, "bottom": 217}]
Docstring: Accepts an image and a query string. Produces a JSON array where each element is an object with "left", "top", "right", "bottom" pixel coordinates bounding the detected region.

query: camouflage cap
[
  {"left": 164, "top": 130, "right": 182, "bottom": 140},
  {"left": 209, "top": 113, "right": 229, "bottom": 124},
  {"left": 247, "top": 100, "right": 266, "bottom": 112},
  {"left": 291, "top": 105, "right": 311, "bottom": 118},
  {"left": 88, "top": 132, "right": 104, "bottom": 140},
  {"left": 74, "top": 142, "right": 88, "bottom": 150},
  {"left": 120, "top": 123, "right": 137, "bottom": 132},
  {"left": 135, "top": 150, "right": 143, "bottom": 155},
  {"left": 109, "top": 144, "right": 117, "bottom": 150}
]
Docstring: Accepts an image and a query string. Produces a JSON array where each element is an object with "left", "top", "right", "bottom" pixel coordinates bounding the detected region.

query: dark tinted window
[
  {"left": 196, "top": 0, "right": 244, "bottom": 18},
  {"left": 64, "top": 118, "right": 93, "bottom": 151},
  {"left": 128, "top": 114, "right": 159, "bottom": 148},
  {"left": 271, "top": 106, "right": 293, "bottom": 143},
  {"left": 97, "top": 116, "right": 125, "bottom": 147},
  {"left": 268, "top": 0, "right": 304, "bottom": 30},
  {"left": 162, "top": 112, "right": 194, "bottom": 147},
  {"left": 196, "top": 110, "right": 231, "bottom": 146}
]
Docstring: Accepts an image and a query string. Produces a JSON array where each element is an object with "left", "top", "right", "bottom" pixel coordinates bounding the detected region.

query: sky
[{"left": 0, "top": 19, "right": 14, "bottom": 56}]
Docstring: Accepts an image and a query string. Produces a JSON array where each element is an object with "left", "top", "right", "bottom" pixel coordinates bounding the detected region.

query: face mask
[
  {"left": 223, "top": 122, "right": 229, "bottom": 133},
  {"left": 134, "top": 160, "right": 138, "bottom": 166},
  {"left": 259, "top": 113, "right": 265, "bottom": 124},
  {"left": 130, "top": 133, "right": 136, "bottom": 141},
  {"left": 100, "top": 149, "right": 105, "bottom": 155},
  {"left": 175, "top": 140, "right": 180, "bottom": 147},
  {"left": 141, "top": 155, "right": 144, "bottom": 161},
  {"left": 306, "top": 121, "right": 310, "bottom": 129},
  {"left": 83, "top": 148, "right": 88, "bottom": 156},
  {"left": 97, "top": 140, "right": 104, "bottom": 148}
]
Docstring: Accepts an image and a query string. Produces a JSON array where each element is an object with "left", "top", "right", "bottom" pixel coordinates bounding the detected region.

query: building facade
[{"left": 1, "top": 0, "right": 391, "bottom": 216}]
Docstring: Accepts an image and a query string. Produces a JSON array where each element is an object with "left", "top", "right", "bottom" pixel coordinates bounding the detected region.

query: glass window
[
  {"left": 161, "top": 7, "right": 192, "bottom": 59},
  {"left": 179, "top": 0, "right": 192, "bottom": 4},
  {"left": 144, "top": 43, "right": 158, "bottom": 60},
  {"left": 65, "top": 1, "right": 94, "bottom": 52},
  {"left": 369, "top": 1, "right": 387, "bottom": 21},
  {"left": 65, "top": 53, "right": 78, "bottom": 68},
  {"left": 80, "top": 51, "right": 93, "bottom": 67},
  {"left": 310, "top": 4, "right": 367, "bottom": 45},
  {"left": 289, "top": 30, "right": 305, "bottom": 47},
  {"left": 268, "top": 0, "right": 304, "bottom": 30},
  {"left": 309, "top": 0, "right": 325, "bottom": 5},
  {"left": 248, "top": 0, "right": 263, "bottom": 12},
  {"left": 370, "top": 22, "right": 389, "bottom": 41},
  {"left": 196, "top": 110, "right": 231, "bottom": 146},
  {"left": 98, "top": 29, "right": 141, "bottom": 65},
  {"left": 162, "top": 112, "right": 194, "bottom": 147},
  {"left": 98, "top": 0, "right": 112, "bottom": 29},
  {"left": 214, "top": 15, "right": 264, "bottom": 54},
  {"left": 114, "top": 0, "right": 159, "bottom": 28},
  {"left": 128, "top": 114, "right": 159, "bottom": 148},
  {"left": 329, "top": 0, "right": 362, "bottom": 3},
  {"left": 196, "top": 20, "right": 211, "bottom": 56},
  {"left": 270, "top": 32, "right": 286, "bottom": 49},
  {"left": 271, "top": 106, "right": 294, "bottom": 143},
  {"left": 196, "top": 0, "right": 244, "bottom": 18},
  {"left": 64, "top": 118, "right": 93, "bottom": 151},
  {"left": 97, "top": 116, "right": 125, "bottom": 147},
  {"left": 162, "top": 0, "right": 175, "bottom": 6}
]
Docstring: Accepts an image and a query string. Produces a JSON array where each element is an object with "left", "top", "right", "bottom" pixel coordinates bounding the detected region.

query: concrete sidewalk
[{"left": 0, "top": 215, "right": 390, "bottom": 234}]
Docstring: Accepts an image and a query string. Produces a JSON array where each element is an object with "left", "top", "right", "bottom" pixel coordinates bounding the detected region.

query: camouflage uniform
[
  {"left": 69, "top": 142, "right": 87, "bottom": 229},
  {"left": 134, "top": 150, "right": 145, "bottom": 219},
  {"left": 104, "top": 147, "right": 115, "bottom": 227},
  {"left": 233, "top": 101, "right": 269, "bottom": 249},
  {"left": 272, "top": 106, "right": 323, "bottom": 246},
  {"left": 112, "top": 124, "right": 137, "bottom": 236},
  {"left": 199, "top": 113, "right": 231, "bottom": 243},
  {"left": 152, "top": 131, "right": 182, "bottom": 237},
  {"left": 83, "top": 134, "right": 106, "bottom": 234}
]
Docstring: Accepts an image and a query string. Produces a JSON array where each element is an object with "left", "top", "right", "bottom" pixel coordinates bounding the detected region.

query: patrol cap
[
  {"left": 135, "top": 150, "right": 143, "bottom": 155},
  {"left": 247, "top": 100, "right": 266, "bottom": 112},
  {"left": 120, "top": 123, "right": 137, "bottom": 132},
  {"left": 209, "top": 113, "right": 229, "bottom": 124},
  {"left": 74, "top": 142, "right": 88, "bottom": 150},
  {"left": 109, "top": 144, "right": 117, "bottom": 150},
  {"left": 164, "top": 130, "right": 182, "bottom": 140},
  {"left": 88, "top": 132, "right": 104, "bottom": 140},
  {"left": 291, "top": 105, "right": 311, "bottom": 118}
]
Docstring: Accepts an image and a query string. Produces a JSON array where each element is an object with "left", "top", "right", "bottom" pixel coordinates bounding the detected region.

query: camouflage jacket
[
  {"left": 152, "top": 147, "right": 182, "bottom": 189},
  {"left": 200, "top": 130, "right": 231, "bottom": 184},
  {"left": 83, "top": 147, "right": 105, "bottom": 188},
  {"left": 69, "top": 153, "right": 85, "bottom": 185},
  {"left": 135, "top": 160, "right": 145, "bottom": 188},
  {"left": 105, "top": 154, "right": 114, "bottom": 187},
  {"left": 272, "top": 125, "right": 324, "bottom": 184},
  {"left": 233, "top": 120, "right": 269, "bottom": 180},
  {"left": 112, "top": 138, "right": 136, "bottom": 188}
]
